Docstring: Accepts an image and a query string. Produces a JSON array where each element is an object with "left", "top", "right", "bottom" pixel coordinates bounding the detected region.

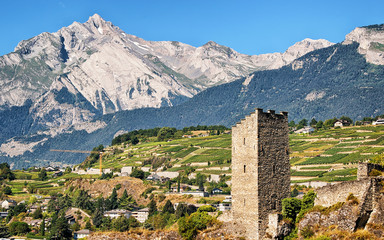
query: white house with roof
[
  {"left": 132, "top": 208, "right": 149, "bottom": 223},
  {"left": 74, "top": 229, "right": 92, "bottom": 239},
  {"left": 1, "top": 199, "right": 16, "bottom": 209},
  {"left": 121, "top": 166, "right": 133, "bottom": 176},
  {"left": 294, "top": 126, "right": 314, "bottom": 134},
  {"left": 104, "top": 209, "right": 132, "bottom": 219}
]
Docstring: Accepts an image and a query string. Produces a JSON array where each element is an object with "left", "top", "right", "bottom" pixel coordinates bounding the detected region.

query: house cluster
[
  {"left": 30, "top": 166, "right": 65, "bottom": 178},
  {"left": 334, "top": 119, "right": 352, "bottom": 127},
  {"left": 103, "top": 207, "right": 150, "bottom": 223}
]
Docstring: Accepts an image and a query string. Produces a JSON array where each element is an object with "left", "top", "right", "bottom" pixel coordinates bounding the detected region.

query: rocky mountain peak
[
  {"left": 86, "top": 14, "right": 109, "bottom": 30},
  {"left": 344, "top": 24, "right": 384, "bottom": 65},
  {"left": 266, "top": 38, "right": 334, "bottom": 69},
  {"left": 203, "top": 41, "right": 219, "bottom": 47}
]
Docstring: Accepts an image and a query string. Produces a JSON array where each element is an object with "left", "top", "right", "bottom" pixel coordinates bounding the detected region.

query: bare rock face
[
  {"left": 344, "top": 24, "right": 384, "bottom": 65},
  {"left": 268, "top": 38, "right": 334, "bottom": 69},
  {"left": 0, "top": 14, "right": 334, "bottom": 119},
  {"left": 298, "top": 203, "right": 359, "bottom": 234}
]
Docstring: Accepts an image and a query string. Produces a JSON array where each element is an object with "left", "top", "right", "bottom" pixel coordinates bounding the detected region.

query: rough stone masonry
[{"left": 231, "top": 108, "right": 290, "bottom": 239}]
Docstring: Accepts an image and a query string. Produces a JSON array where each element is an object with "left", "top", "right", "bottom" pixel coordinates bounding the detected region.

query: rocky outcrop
[
  {"left": 298, "top": 203, "right": 359, "bottom": 233},
  {"left": 344, "top": 24, "right": 384, "bottom": 65},
  {"left": 299, "top": 177, "right": 384, "bottom": 239}
]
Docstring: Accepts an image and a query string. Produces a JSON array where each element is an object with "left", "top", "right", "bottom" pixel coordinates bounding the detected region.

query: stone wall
[
  {"left": 357, "top": 162, "right": 384, "bottom": 180},
  {"left": 231, "top": 108, "right": 290, "bottom": 239},
  {"left": 315, "top": 179, "right": 371, "bottom": 207}
]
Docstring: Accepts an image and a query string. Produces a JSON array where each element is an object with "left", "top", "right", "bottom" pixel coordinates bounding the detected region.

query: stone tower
[{"left": 231, "top": 108, "right": 290, "bottom": 239}]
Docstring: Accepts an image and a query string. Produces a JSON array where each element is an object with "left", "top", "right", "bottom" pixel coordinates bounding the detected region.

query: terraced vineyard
[
  {"left": 290, "top": 125, "right": 384, "bottom": 182},
  {"left": 100, "top": 133, "right": 232, "bottom": 175},
  {"left": 92, "top": 125, "right": 384, "bottom": 183}
]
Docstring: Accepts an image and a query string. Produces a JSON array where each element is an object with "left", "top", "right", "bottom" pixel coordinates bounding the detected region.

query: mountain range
[{"left": 0, "top": 15, "right": 383, "bottom": 168}]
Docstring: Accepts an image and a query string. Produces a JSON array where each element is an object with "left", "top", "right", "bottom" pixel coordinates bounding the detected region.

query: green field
[{"left": 84, "top": 125, "right": 384, "bottom": 182}]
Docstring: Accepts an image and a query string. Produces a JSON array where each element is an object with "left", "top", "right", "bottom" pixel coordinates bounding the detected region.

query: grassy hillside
[{"left": 92, "top": 125, "right": 384, "bottom": 183}]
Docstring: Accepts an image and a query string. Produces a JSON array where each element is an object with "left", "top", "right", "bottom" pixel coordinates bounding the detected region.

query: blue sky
[{"left": 1, "top": 0, "right": 384, "bottom": 56}]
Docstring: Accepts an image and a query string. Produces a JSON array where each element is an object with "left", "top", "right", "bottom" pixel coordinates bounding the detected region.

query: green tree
[
  {"left": 291, "top": 188, "right": 299, "bottom": 197},
  {"left": 38, "top": 168, "right": 48, "bottom": 181},
  {"left": 112, "top": 216, "right": 129, "bottom": 232},
  {"left": 148, "top": 199, "right": 157, "bottom": 217},
  {"left": 288, "top": 120, "right": 296, "bottom": 128},
  {"left": 175, "top": 203, "right": 197, "bottom": 219},
  {"left": 127, "top": 216, "right": 140, "bottom": 228},
  {"left": 74, "top": 190, "right": 93, "bottom": 211},
  {"left": 64, "top": 167, "right": 72, "bottom": 174},
  {"left": 196, "top": 173, "right": 205, "bottom": 191},
  {"left": 296, "top": 190, "right": 316, "bottom": 222},
  {"left": 0, "top": 163, "right": 15, "bottom": 180},
  {"left": 119, "top": 189, "right": 136, "bottom": 210},
  {"left": 315, "top": 120, "right": 324, "bottom": 129},
  {"left": 9, "top": 221, "right": 30, "bottom": 236},
  {"left": 92, "top": 207, "right": 104, "bottom": 228},
  {"left": 297, "top": 119, "right": 308, "bottom": 129},
  {"left": 282, "top": 198, "right": 302, "bottom": 221},
  {"left": 163, "top": 200, "right": 175, "bottom": 214},
  {"left": 3, "top": 186, "right": 12, "bottom": 195},
  {"left": 109, "top": 188, "right": 118, "bottom": 210},
  {"left": 85, "top": 220, "right": 92, "bottom": 230},
  {"left": 49, "top": 214, "right": 72, "bottom": 240},
  {"left": 40, "top": 217, "right": 45, "bottom": 236},
  {"left": 310, "top": 118, "right": 318, "bottom": 127},
  {"left": 130, "top": 168, "right": 145, "bottom": 180},
  {"left": 8, "top": 203, "right": 27, "bottom": 218},
  {"left": 157, "top": 127, "right": 176, "bottom": 141},
  {"left": 101, "top": 217, "right": 112, "bottom": 231}
]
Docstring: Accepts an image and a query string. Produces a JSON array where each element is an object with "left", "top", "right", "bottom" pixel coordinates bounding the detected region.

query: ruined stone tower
[{"left": 231, "top": 108, "right": 290, "bottom": 239}]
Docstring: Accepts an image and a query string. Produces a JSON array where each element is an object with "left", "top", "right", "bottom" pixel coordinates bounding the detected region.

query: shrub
[
  {"left": 9, "top": 221, "right": 30, "bottom": 236},
  {"left": 301, "top": 226, "right": 314, "bottom": 238},
  {"left": 369, "top": 169, "right": 382, "bottom": 177},
  {"left": 178, "top": 211, "right": 217, "bottom": 240},
  {"left": 282, "top": 198, "right": 302, "bottom": 221},
  {"left": 197, "top": 205, "right": 216, "bottom": 212},
  {"left": 346, "top": 193, "right": 359, "bottom": 205}
]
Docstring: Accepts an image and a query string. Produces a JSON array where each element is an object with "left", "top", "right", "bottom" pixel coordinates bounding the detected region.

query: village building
[
  {"left": 334, "top": 119, "right": 351, "bottom": 127},
  {"left": 211, "top": 188, "right": 223, "bottom": 194},
  {"left": 104, "top": 209, "right": 132, "bottom": 219},
  {"left": 120, "top": 166, "right": 133, "bottom": 176},
  {"left": 1, "top": 199, "right": 16, "bottom": 209},
  {"left": 132, "top": 208, "right": 149, "bottom": 223},
  {"left": 181, "top": 191, "right": 209, "bottom": 197},
  {"left": 294, "top": 126, "right": 314, "bottom": 134},
  {"left": 74, "top": 229, "right": 92, "bottom": 239}
]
